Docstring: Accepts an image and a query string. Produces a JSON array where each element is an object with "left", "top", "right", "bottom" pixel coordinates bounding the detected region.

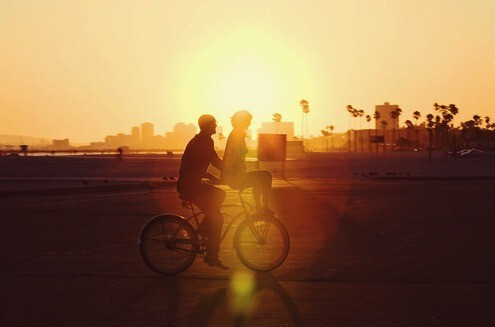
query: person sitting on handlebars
[{"left": 177, "top": 114, "right": 228, "bottom": 270}]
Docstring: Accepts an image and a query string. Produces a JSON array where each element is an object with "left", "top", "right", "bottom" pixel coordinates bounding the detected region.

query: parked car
[
  {"left": 460, "top": 149, "right": 485, "bottom": 157},
  {"left": 448, "top": 148, "right": 481, "bottom": 157}
]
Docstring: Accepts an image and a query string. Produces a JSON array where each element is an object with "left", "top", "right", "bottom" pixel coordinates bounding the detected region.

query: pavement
[
  {"left": 2, "top": 151, "right": 495, "bottom": 198},
  {"left": 1, "top": 177, "right": 495, "bottom": 326}
]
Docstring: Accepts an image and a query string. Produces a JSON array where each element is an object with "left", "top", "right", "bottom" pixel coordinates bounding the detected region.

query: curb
[
  {"left": 0, "top": 181, "right": 177, "bottom": 198},
  {"left": 371, "top": 176, "right": 495, "bottom": 181}
]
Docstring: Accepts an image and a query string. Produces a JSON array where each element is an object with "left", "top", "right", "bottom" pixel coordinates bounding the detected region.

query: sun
[
  {"left": 208, "top": 54, "right": 283, "bottom": 119},
  {"left": 174, "top": 25, "right": 315, "bottom": 135}
]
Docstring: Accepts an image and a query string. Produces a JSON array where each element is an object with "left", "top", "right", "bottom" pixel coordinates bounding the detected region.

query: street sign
[
  {"left": 258, "top": 134, "right": 286, "bottom": 161},
  {"left": 370, "top": 136, "right": 385, "bottom": 143}
]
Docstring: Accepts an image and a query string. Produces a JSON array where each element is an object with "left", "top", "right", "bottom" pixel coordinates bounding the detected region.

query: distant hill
[{"left": 0, "top": 135, "right": 52, "bottom": 146}]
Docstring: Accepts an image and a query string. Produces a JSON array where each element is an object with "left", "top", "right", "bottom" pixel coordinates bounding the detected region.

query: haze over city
[{"left": 1, "top": 0, "right": 494, "bottom": 142}]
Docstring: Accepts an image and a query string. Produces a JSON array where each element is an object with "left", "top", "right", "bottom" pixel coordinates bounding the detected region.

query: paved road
[{"left": 1, "top": 179, "right": 495, "bottom": 326}]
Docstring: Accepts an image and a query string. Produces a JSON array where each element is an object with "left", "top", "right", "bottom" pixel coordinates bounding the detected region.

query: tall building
[
  {"left": 131, "top": 126, "right": 140, "bottom": 147},
  {"left": 164, "top": 123, "right": 196, "bottom": 149},
  {"left": 375, "top": 102, "right": 399, "bottom": 130},
  {"left": 141, "top": 122, "right": 154, "bottom": 146},
  {"left": 131, "top": 126, "right": 140, "bottom": 139}
]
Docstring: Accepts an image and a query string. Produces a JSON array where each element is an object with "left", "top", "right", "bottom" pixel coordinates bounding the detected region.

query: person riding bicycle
[
  {"left": 222, "top": 110, "right": 274, "bottom": 215},
  {"left": 177, "top": 114, "right": 228, "bottom": 270}
]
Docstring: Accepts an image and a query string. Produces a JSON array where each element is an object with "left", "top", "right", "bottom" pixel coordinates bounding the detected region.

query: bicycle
[{"left": 137, "top": 189, "right": 290, "bottom": 275}]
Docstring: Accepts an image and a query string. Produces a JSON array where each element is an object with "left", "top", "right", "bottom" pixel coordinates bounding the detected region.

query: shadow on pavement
[
  {"left": 186, "top": 288, "right": 227, "bottom": 326},
  {"left": 104, "top": 276, "right": 181, "bottom": 325}
]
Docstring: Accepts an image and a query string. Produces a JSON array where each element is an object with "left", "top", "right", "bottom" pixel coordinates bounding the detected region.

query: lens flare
[{"left": 230, "top": 270, "right": 256, "bottom": 314}]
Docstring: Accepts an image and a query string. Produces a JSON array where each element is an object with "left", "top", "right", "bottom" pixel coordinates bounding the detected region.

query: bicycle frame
[{"left": 176, "top": 190, "right": 254, "bottom": 247}]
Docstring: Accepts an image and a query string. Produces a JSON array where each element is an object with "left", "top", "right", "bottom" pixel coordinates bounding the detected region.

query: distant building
[
  {"left": 141, "top": 122, "right": 154, "bottom": 146},
  {"left": 105, "top": 133, "right": 134, "bottom": 147},
  {"left": 88, "top": 142, "right": 107, "bottom": 149},
  {"left": 375, "top": 102, "right": 399, "bottom": 130},
  {"left": 164, "top": 123, "right": 196, "bottom": 150},
  {"left": 131, "top": 126, "right": 140, "bottom": 147},
  {"left": 52, "top": 139, "right": 70, "bottom": 149},
  {"left": 257, "top": 122, "right": 294, "bottom": 141}
]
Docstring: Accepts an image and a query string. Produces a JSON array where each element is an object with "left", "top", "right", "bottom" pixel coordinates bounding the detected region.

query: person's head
[
  {"left": 198, "top": 114, "right": 217, "bottom": 135},
  {"left": 231, "top": 110, "right": 252, "bottom": 131}
]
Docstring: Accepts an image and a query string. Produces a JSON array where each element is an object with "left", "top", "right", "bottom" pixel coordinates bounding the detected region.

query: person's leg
[
  {"left": 245, "top": 170, "right": 272, "bottom": 210},
  {"left": 193, "top": 184, "right": 226, "bottom": 261}
]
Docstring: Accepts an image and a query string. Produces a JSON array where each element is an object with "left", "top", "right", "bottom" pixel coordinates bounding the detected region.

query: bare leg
[
  {"left": 192, "top": 184, "right": 226, "bottom": 260},
  {"left": 246, "top": 170, "right": 272, "bottom": 210}
]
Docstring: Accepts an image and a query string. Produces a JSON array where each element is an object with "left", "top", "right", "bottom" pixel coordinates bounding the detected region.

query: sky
[{"left": 0, "top": 0, "right": 494, "bottom": 143}]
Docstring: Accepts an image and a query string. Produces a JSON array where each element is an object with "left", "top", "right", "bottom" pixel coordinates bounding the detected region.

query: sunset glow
[{"left": 0, "top": 0, "right": 494, "bottom": 142}]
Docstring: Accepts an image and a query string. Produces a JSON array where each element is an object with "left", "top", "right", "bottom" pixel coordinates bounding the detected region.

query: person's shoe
[{"left": 204, "top": 256, "right": 229, "bottom": 270}]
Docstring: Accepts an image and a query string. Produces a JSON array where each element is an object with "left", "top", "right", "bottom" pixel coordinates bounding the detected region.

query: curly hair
[{"left": 230, "top": 110, "right": 252, "bottom": 129}]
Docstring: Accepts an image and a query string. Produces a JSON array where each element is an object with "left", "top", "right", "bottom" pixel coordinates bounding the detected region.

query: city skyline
[{"left": 1, "top": 1, "right": 494, "bottom": 142}]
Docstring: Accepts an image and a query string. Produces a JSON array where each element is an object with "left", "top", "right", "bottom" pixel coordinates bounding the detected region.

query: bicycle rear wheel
[
  {"left": 139, "top": 214, "right": 198, "bottom": 275},
  {"left": 234, "top": 216, "right": 290, "bottom": 271}
]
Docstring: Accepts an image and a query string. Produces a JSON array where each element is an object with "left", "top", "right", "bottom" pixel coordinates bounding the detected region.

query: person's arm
[
  {"left": 208, "top": 138, "right": 223, "bottom": 170},
  {"left": 205, "top": 172, "right": 221, "bottom": 184}
]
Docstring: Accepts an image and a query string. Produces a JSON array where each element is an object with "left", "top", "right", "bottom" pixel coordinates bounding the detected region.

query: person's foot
[{"left": 204, "top": 256, "right": 229, "bottom": 270}]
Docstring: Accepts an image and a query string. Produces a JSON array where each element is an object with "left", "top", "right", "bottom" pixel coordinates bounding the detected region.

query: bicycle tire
[
  {"left": 234, "top": 216, "right": 290, "bottom": 271},
  {"left": 139, "top": 214, "right": 198, "bottom": 275}
]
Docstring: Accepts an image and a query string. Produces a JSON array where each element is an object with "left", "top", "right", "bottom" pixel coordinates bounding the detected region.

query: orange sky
[{"left": 1, "top": 0, "right": 494, "bottom": 143}]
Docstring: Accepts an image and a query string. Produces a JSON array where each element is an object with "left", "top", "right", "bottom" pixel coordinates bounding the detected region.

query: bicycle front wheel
[
  {"left": 139, "top": 214, "right": 198, "bottom": 275},
  {"left": 234, "top": 216, "right": 290, "bottom": 271}
]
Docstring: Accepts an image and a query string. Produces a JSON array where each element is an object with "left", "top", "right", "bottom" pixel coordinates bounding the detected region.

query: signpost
[
  {"left": 370, "top": 135, "right": 384, "bottom": 143},
  {"left": 257, "top": 134, "right": 287, "bottom": 178}
]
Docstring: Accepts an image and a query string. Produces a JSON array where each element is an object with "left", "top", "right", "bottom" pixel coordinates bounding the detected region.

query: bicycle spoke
[
  {"left": 161, "top": 221, "right": 171, "bottom": 241},
  {"left": 140, "top": 216, "right": 198, "bottom": 275},
  {"left": 235, "top": 216, "right": 289, "bottom": 272},
  {"left": 261, "top": 220, "right": 271, "bottom": 242}
]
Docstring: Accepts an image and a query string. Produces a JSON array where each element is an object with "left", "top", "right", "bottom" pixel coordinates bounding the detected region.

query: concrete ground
[{"left": 1, "top": 176, "right": 494, "bottom": 326}]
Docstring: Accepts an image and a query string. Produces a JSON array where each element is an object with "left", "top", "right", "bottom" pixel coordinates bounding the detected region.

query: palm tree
[
  {"left": 404, "top": 120, "right": 414, "bottom": 145},
  {"left": 299, "top": 100, "right": 310, "bottom": 144},
  {"left": 366, "top": 115, "right": 372, "bottom": 152},
  {"left": 380, "top": 120, "right": 388, "bottom": 154},
  {"left": 346, "top": 105, "right": 356, "bottom": 152},
  {"left": 473, "top": 115, "right": 482, "bottom": 127},
  {"left": 347, "top": 106, "right": 361, "bottom": 151},
  {"left": 373, "top": 111, "right": 381, "bottom": 154},
  {"left": 413, "top": 111, "right": 421, "bottom": 147},
  {"left": 272, "top": 113, "right": 282, "bottom": 134},
  {"left": 390, "top": 107, "right": 402, "bottom": 151},
  {"left": 434, "top": 103, "right": 459, "bottom": 150},
  {"left": 426, "top": 114, "right": 434, "bottom": 162},
  {"left": 326, "top": 125, "right": 335, "bottom": 150},
  {"left": 357, "top": 109, "right": 365, "bottom": 152}
]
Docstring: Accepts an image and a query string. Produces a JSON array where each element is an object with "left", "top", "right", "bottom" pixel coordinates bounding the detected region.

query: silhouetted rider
[{"left": 177, "top": 114, "right": 228, "bottom": 270}]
